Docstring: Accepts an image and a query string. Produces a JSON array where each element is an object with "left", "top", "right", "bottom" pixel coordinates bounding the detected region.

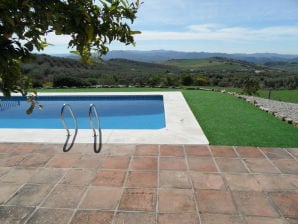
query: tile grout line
[
  {"left": 208, "top": 146, "right": 247, "bottom": 223},
  {"left": 67, "top": 178, "right": 94, "bottom": 224},
  {"left": 185, "top": 145, "right": 202, "bottom": 224},
  {"left": 257, "top": 147, "right": 283, "bottom": 174},
  {"left": 283, "top": 147, "right": 297, "bottom": 160},
  {"left": 23, "top": 167, "right": 70, "bottom": 224},
  {"left": 207, "top": 146, "right": 221, "bottom": 174},
  {"left": 233, "top": 146, "right": 252, "bottom": 173},
  {"left": 251, "top": 148, "right": 289, "bottom": 221},
  {"left": 155, "top": 144, "right": 160, "bottom": 224},
  {"left": 110, "top": 151, "right": 134, "bottom": 224},
  {"left": 2, "top": 183, "right": 26, "bottom": 205}
]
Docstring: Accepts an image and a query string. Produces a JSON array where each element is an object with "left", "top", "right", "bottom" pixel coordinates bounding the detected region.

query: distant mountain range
[
  {"left": 102, "top": 50, "right": 298, "bottom": 64},
  {"left": 52, "top": 50, "right": 298, "bottom": 65}
]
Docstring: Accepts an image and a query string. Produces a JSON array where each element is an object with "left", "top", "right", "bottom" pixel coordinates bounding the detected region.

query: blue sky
[{"left": 43, "top": 0, "right": 298, "bottom": 55}]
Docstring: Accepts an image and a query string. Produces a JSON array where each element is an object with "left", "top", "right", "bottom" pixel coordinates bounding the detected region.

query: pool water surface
[{"left": 0, "top": 95, "right": 166, "bottom": 129}]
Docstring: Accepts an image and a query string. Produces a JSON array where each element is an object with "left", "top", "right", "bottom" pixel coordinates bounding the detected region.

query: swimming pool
[
  {"left": 0, "top": 92, "right": 209, "bottom": 145},
  {"left": 0, "top": 95, "right": 166, "bottom": 129}
]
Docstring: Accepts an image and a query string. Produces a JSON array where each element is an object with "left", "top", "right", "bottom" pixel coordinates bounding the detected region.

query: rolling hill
[{"left": 22, "top": 54, "right": 297, "bottom": 89}]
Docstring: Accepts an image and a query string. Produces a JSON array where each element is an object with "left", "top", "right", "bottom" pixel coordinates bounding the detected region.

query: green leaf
[
  {"left": 24, "top": 42, "right": 34, "bottom": 51},
  {"left": 120, "top": 0, "right": 128, "bottom": 7}
]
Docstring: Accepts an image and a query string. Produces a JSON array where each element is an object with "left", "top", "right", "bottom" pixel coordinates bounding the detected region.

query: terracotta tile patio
[{"left": 0, "top": 143, "right": 297, "bottom": 224}]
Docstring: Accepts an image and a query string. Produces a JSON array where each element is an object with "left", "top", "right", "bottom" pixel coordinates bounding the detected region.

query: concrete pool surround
[{"left": 0, "top": 92, "right": 209, "bottom": 145}]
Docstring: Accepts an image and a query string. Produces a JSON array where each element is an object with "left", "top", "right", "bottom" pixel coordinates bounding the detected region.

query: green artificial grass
[
  {"left": 182, "top": 90, "right": 298, "bottom": 147},
  {"left": 38, "top": 87, "right": 298, "bottom": 147}
]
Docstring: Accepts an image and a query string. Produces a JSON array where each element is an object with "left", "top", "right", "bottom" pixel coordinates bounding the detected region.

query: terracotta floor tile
[
  {"left": 270, "top": 192, "right": 298, "bottom": 217},
  {"left": 235, "top": 146, "right": 265, "bottom": 158},
  {"left": 61, "top": 169, "right": 96, "bottom": 185},
  {"left": 114, "top": 212, "right": 156, "bottom": 224},
  {"left": 0, "top": 143, "right": 17, "bottom": 153},
  {"left": 46, "top": 154, "right": 81, "bottom": 168},
  {"left": 216, "top": 158, "right": 248, "bottom": 173},
  {"left": 0, "top": 167, "right": 11, "bottom": 177},
  {"left": 107, "top": 144, "right": 136, "bottom": 156},
  {"left": 66, "top": 143, "right": 91, "bottom": 154},
  {"left": 0, "top": 206, "right": 34, "bottom": 224},
  {"left": 244, "top": 159, "right": 280, "bottom": 173},
  {"left": 6, "top": 184, "right": 52, "bottom": 207},
  {"left": 18, "top": 153, "right": 53, "bottom": 167},
  {"left": 224, "top": 173, "right": 262, "bottom": 191},
  {"left": 3, "top": 154, "right": 28, "bottom": 167},
  {"left": 260, "top": 148, "right": 293, "bottom": 159},
  {"left": 185, "top": 145, "right": 211, "bottom": 157},
  {"left": 254, "top": 174, "right": 298, "bottom": 192},
  {"left": 31, "top": 144, "right": 64, "bottom": 155},
  {"left": 201, "top": 213, "right": 244, "bottom": 224},
  {"left": 190, "top": 172, "right": 225, "bottom": 190},
  {"left": 160, "top": 145, "right": 184, "bottom": 157},
  {"left": 188, "top": 157, "right": 217, "bottom": 172},
  {"left": 12, "top": 144, "right": 38, "bottom": 154},
  {"left": 27, "top": 208, "right": 74, "bottom": 224},
  {"left": 159, "top": 188, "right": 196, "bottom": 213},
  {"left": 233, "top": 191, "right": 279, "bottom": 217},
  {"left": 28, "top": 168, "right": 66, "bottom": 184},
  {"left": 72, "top": 155, "right": 104, "bottom": 169},
  {"left": 158, "top": 213, "right": 198, "bottom": 224},
  {"left": 0, "top": 143, "right": 297, "bottom": 224},
  {"left": 159, "top": 157, "right": 187, "bottom": 170},
  {"left": 126, "top": 171, "right": 157, "bottom": 188},
  {"left": 42, "top": 185, "right": 86, "bottom": 208},
  {"left": 92, "top": 170, "right": 126, "bottom": 187},
  {"left": 272, "top": 159, "right": 298, "bottom": 174},
  {"left": 245, "top": 216, "right": 288, "bottom": 224},
  {"left": 196, "top": 189, "right": 237, "bottom": 214},
  {"left": 210, "top": 146, "right": 238, "bottom": 157},
  {"left": 130, "top": 157, "right": 157, "bottom": 171},
  {"left": 1, "top": 168, "right": 36, "bottom": 184},
  {"left": 71, "top": 210, "right": 114, "bottom": 224},
  {"left": 287, "top": 218, "right": 298, "bottom": 224},
  {"left": 119, "top": 188, "right": 156, "bottom": 211},
  {"left": 0, "top": 183, "right": 22, "bottom": 204},
  {"left": 101, "top": 156, "right": 130, "bottom": 169},
  {"left": 135, "top": 145, "right": 159, "bottom": 156},
  {"left": 159, "top": 170, "right": 191, "bottom": 189},
  {"left": 80, "top": 186, "right": 122, "bottom": 209}
]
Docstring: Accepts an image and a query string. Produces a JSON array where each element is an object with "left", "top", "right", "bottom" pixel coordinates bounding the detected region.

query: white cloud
[
  {"left": 135, "top": 24, "right": 298, "bottom": 42},
  {"left": 44, "top": 33, "right": 71, "bottom": 45}
]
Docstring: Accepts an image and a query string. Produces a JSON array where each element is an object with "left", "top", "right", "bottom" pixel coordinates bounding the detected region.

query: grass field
[
  {"left": 199, "top": 86, "right": 298, "bottom": 103},
  {"left": 38, "top": 87, "right": 298, "bottom": 147},
  {"left": 257, "top": 89, "right": 298, "bottom": 103},
  {"left": 161, "top": 58, "right": 249, "bottom": 71}
]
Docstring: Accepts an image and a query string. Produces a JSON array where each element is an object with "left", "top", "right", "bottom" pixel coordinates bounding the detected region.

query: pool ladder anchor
[
  {"left": 89, "top": 104, "right": 102, "bottom": 153},
  {"left": 60, "top": 104, "right": 78, "bottom": 152}
]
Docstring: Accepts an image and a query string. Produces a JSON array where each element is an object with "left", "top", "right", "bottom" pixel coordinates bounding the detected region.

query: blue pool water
[{"left": 0, "top": 95, "right": 166, "bottom": 129}]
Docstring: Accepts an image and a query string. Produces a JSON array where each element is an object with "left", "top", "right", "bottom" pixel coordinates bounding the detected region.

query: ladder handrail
[
  {"left": 60, "top": 103, "right": 78, "bottom": 152},
  {"left": 88, "top": 104, "right": 102, "bottom": 153}
]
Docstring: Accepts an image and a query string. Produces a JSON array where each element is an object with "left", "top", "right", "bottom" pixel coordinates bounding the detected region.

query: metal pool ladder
[
  {"left": 89, "top": 104, "right": 102, "bottom": 153},
  {"left": 60, "top": 104, "right": 78, "bottom": 152}
]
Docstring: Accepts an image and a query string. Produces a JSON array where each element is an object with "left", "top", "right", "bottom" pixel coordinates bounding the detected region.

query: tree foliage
[
  {"left": 0, "top": 0, "right": 141, "bottom": 98},
  {"left": 242, "top": 77, "right": 260, "bottom": 95}
]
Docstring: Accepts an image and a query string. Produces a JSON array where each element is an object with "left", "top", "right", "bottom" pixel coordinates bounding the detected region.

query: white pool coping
[{"left": 0, "top": 92, "right": 209, "bottom": 145}]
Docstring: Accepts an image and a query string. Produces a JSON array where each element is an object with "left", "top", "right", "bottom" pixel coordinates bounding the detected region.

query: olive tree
[{"left": 0, "top": 0, "right": 141, "bottom": 99}]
